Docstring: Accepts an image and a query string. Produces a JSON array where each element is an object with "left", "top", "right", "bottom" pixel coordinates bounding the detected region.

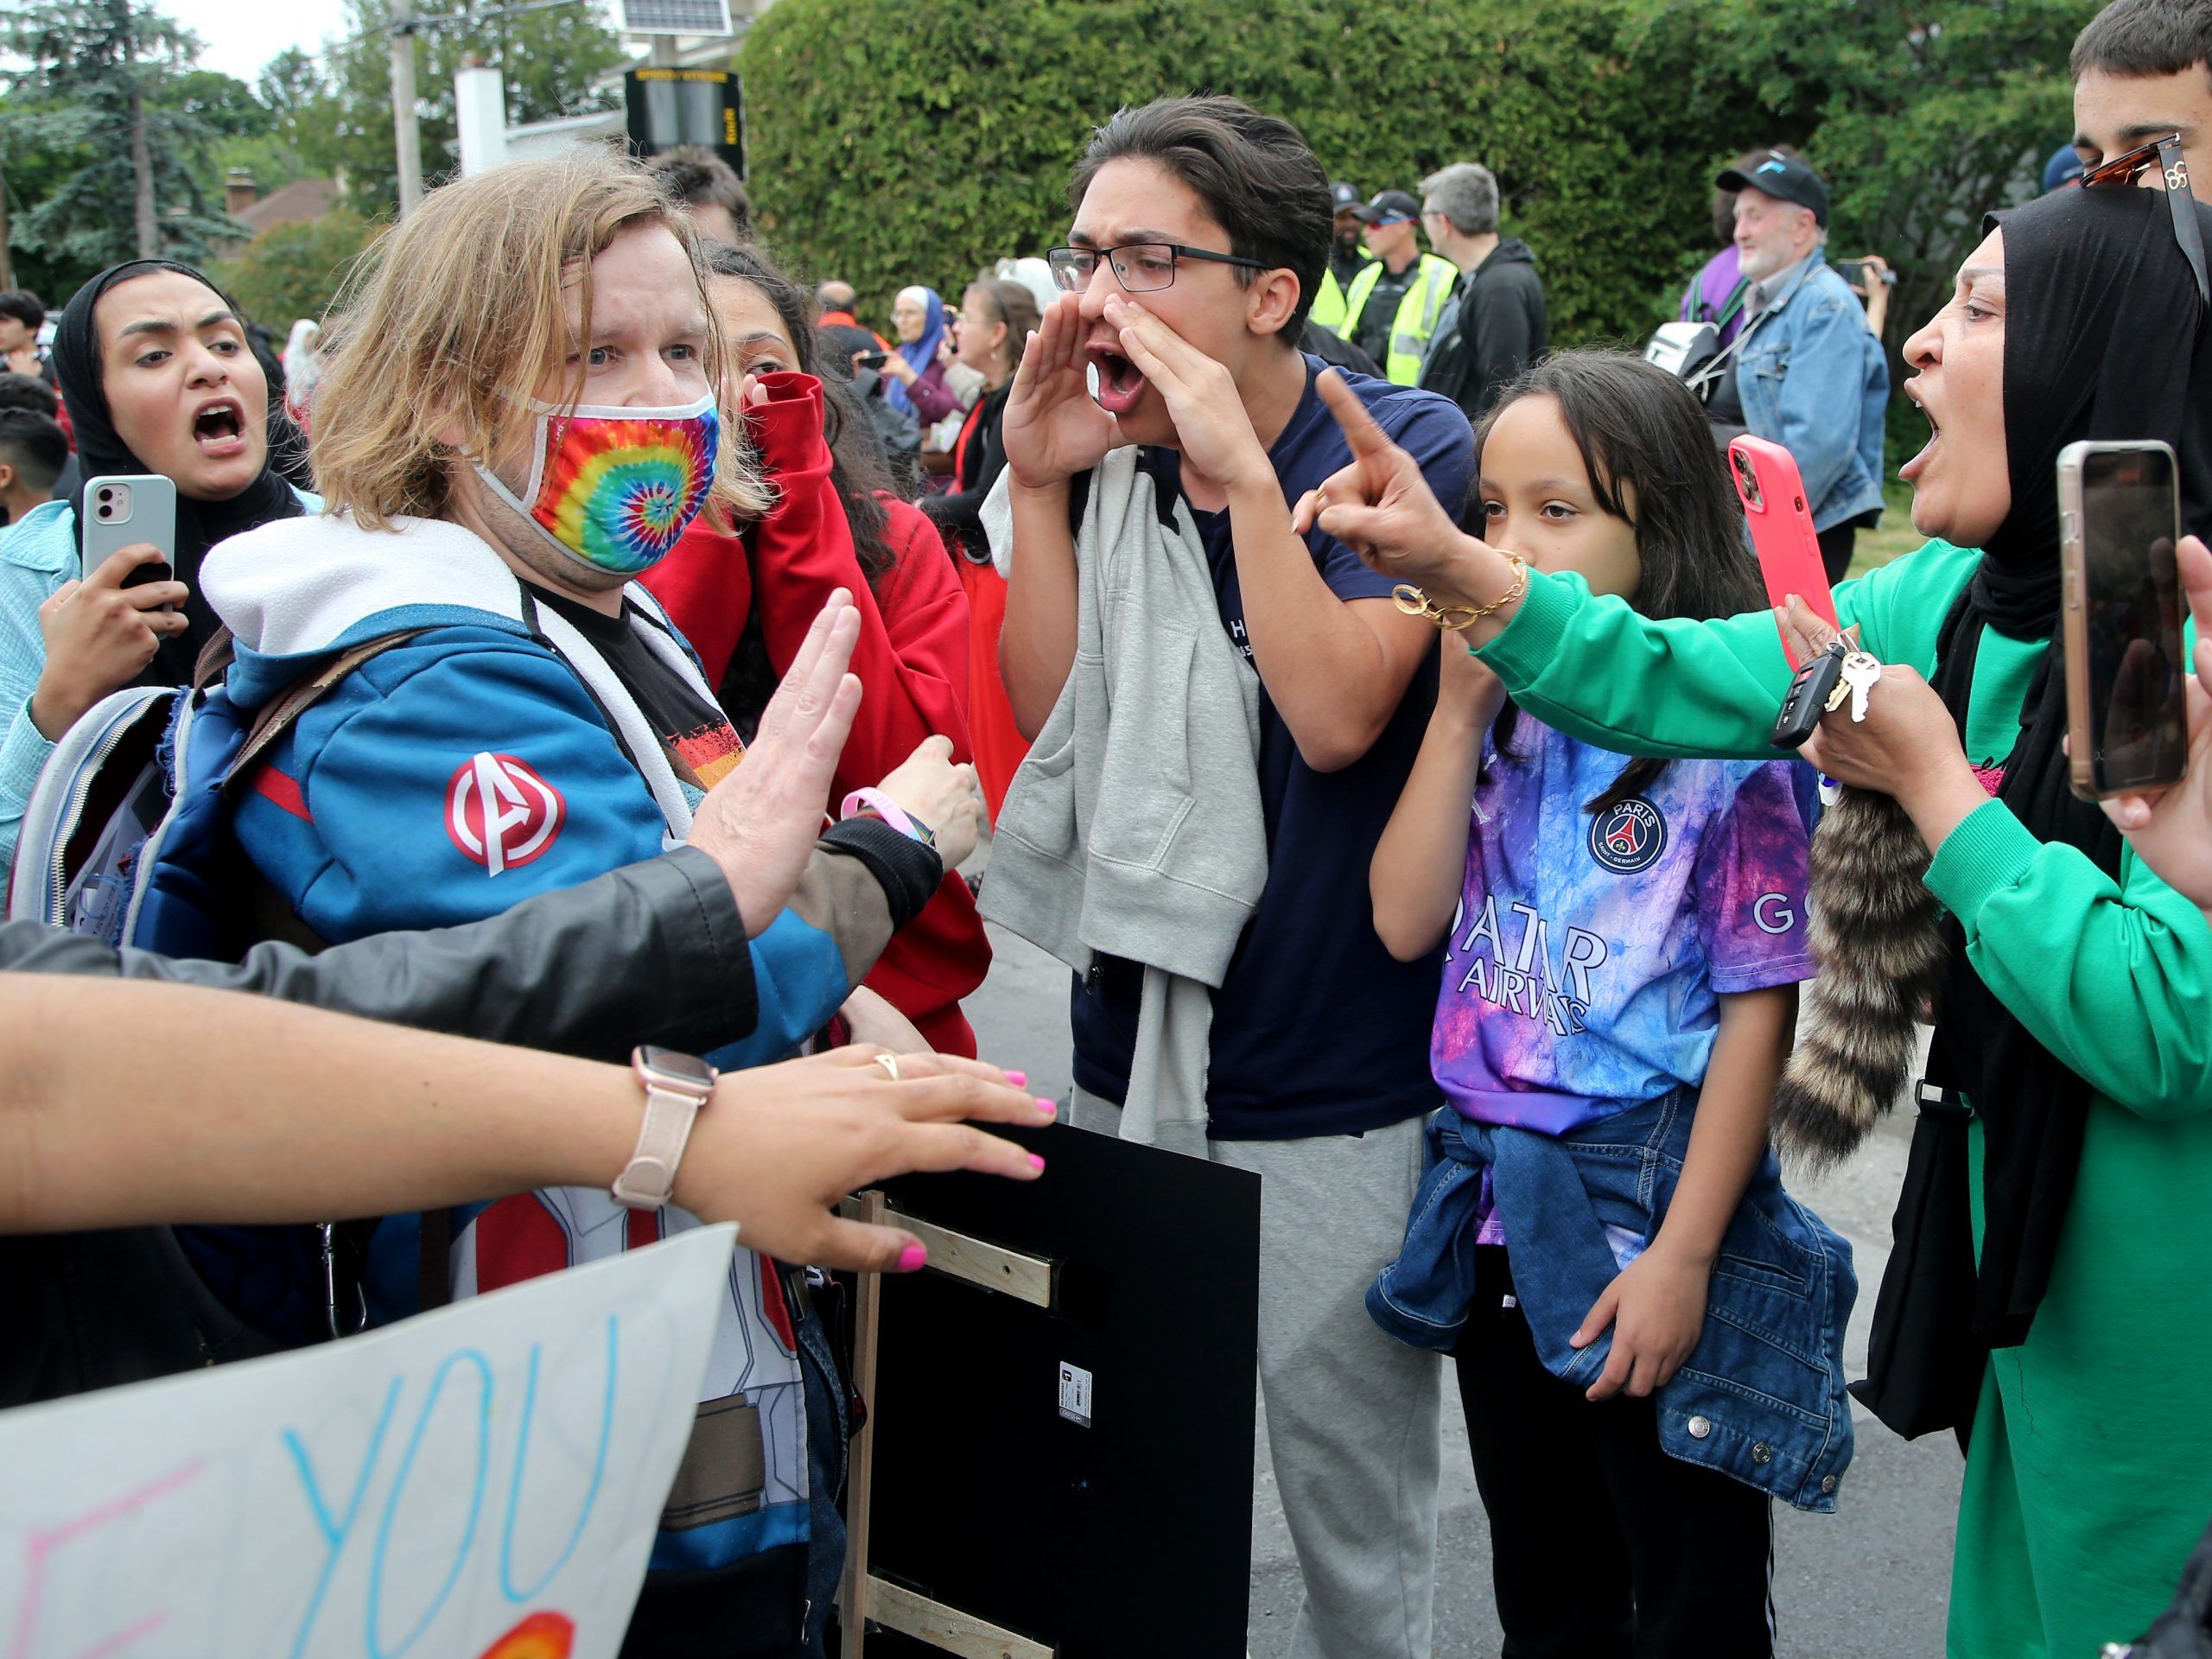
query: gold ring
[{"left": 874, "top": 1053, "right": 902, "bottom": 1083}]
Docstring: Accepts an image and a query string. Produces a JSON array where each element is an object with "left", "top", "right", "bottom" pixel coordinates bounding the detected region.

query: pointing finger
[{"left": 1315, "top": 368, "right": 1395, "bottom": 459}]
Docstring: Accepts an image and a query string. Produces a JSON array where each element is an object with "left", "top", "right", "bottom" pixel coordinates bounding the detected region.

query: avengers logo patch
[
  {"left": 447, "top": 752, "right": 564, "bottom": 876},
  {"left": 1586, "top": 797, "right": 1668, "bottom": 874}
]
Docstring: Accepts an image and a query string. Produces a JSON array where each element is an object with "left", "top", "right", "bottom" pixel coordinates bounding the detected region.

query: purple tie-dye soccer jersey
[{"left": 1433, "top": 716, "right": 1817, "bottom": 1135}]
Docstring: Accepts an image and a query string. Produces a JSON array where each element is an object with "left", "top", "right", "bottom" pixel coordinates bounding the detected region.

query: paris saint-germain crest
[{"left": 1587, "top": 796, "right": 1668, "bottom": 874}]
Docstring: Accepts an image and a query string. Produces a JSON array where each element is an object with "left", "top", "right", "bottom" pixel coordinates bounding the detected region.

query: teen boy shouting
[{"left": 997, "top": 96, "right": 1474, "bottom": 1659}]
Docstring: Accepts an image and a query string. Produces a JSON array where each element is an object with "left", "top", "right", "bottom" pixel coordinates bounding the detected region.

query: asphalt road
[{"left": 964, "top": 915, "right": 1964, "bottom": 1658}]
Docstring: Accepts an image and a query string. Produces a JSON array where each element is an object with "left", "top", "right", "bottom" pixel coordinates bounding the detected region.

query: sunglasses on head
[{"left": 2078, "top": 131, "right": 2209, "bottom": 307}]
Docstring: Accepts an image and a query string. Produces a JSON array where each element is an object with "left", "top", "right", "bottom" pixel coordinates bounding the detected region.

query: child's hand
[{"left": 1571, "top": 1242, "right": 1710, "bottom": 1401}]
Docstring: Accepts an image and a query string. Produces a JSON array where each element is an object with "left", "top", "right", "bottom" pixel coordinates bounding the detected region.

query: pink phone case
[{"left": 1728, "top": 435, "right": 1839, "bottom": 666}]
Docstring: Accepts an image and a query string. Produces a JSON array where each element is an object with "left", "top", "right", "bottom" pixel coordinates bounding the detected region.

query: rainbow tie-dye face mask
[{"left": 475, "top": 392, "right": 720, "bottom": 578}]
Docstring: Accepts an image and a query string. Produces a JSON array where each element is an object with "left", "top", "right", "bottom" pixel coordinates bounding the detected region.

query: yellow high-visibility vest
[{"left": 1338, "top": 253, "right": 1459, "bottom": 385}]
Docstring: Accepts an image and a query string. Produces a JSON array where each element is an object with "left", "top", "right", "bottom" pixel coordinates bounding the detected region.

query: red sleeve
[{"left": 724, "top": 372, "right": 994, "bottom": 1054}]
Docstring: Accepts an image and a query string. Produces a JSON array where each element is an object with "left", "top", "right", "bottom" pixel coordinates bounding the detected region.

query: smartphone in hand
[
  {"left": 2058, "top": 440, "right": 2190, "bottom": 800},
  {"left": 81, "top": 474, "right": 177, "bottom": 588},
  {"left": 1729, "top": 435, "right": 1838, "bottom": 665}
]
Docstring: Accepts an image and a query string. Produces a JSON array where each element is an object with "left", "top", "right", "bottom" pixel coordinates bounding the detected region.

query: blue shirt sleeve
[
  {"left": 1693, "top": 760, "right": 1818, "bottom": 995},
  {"left": 1305, "top": 392, "right": 1477, "bottom": 606}
]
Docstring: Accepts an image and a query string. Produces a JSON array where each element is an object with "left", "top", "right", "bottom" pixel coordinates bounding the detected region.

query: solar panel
[{"left": 612, "top": 0, "right": 733, "bottom": 36}]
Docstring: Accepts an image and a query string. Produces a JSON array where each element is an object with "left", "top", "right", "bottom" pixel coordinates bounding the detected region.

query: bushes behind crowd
[{"left": 741, "top": 0, "right": 2092, "bottom": 380}]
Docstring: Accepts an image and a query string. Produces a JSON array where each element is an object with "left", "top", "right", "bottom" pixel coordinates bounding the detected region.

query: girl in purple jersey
[{"left": 1369, "top": 351, "right": 1840, "bottom": 1656}]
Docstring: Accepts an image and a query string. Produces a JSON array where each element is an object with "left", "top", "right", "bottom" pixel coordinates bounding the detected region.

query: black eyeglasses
[
  {"left": 1046, "top": 243, "right": 1273, "bottom": 294},
  {"left": 2079, "top": 131, "right": 2209, "bottom": 308}
]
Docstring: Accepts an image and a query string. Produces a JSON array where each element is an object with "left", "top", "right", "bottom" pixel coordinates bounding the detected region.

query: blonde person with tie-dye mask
[{"left": 190, "top": 147, "right": 986, "bottom": 1656}]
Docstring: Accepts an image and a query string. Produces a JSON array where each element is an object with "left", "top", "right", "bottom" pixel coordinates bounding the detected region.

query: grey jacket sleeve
[{"left": 0, "top": 847, "right": 756, "bottom": 1065}]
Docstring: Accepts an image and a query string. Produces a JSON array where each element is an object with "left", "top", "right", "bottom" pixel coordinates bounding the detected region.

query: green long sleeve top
[{"left": 1475, "top": 539, "right": 2212, "bottom": 1116}]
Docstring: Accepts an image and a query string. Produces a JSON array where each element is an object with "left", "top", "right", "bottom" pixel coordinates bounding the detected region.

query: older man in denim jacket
[{"left": 1705, "top": 151, "right": 1890, "bottom": 583}]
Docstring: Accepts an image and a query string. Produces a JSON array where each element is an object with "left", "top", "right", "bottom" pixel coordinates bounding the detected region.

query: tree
[
  {"left": 738, "top": 0, "right": 2094, "bottom": 364},
  {"left": 209, "top": 209, "right": 382, "bottom": 327},
  {"left": 0, "top": 0, "right": 247, "bottom": 294},
  {"left": 314, "top": 0, "right": 626, "bottom": 217}
]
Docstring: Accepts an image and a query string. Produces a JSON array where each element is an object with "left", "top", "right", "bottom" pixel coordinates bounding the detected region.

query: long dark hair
[
  {"left": 703, "top": 242, "right": 899, "bottom": 731},
  {"left": 1475, "top": 350, "right": 1763, "bottom": 812}
]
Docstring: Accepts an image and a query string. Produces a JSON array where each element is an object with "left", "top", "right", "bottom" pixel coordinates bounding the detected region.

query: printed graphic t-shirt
[
  {"left": 1070, "top": 356, "right": 1477, "bottom": 1139},
  {"left": 1434, "top": 715, "right": 1815, "bottom": 1135},
  {"left": 534, "top": 588, "right": 745, "bottom": 798}
]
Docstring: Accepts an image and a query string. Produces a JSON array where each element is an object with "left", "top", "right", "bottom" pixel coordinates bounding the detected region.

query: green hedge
[{"left": 741, "top": 0, "right": 2089, "bottom": 364}]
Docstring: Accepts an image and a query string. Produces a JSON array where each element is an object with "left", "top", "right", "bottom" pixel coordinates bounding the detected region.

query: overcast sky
[{"left": 175, "top": 0, "right": 354, "bottom": 84}]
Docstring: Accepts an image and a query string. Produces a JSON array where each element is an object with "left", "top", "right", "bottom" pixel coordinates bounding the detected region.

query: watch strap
[{"left": 614, "top": 1055, "right": 713, "bottom": 1209}]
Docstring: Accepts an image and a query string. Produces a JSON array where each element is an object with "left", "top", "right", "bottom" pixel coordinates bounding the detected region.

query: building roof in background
[{"left": 235, "top": 178, "right": 340, "bottom": 235}]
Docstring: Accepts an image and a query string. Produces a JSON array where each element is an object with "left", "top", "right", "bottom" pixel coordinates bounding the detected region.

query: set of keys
[
  {"left": 1824, "top": 649, "right": 1884, "bottom": 722},
  {"left": 1769, "top": 637, "right": 1885, "bottom": 753}
]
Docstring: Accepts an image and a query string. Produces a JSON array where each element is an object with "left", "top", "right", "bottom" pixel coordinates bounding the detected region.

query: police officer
[
  {"left": 1311, "top": 180, "right": 1373, "bottom": 332},
  {"left": 1337, "top": 189, "right": 1459, "bottom": 385}
]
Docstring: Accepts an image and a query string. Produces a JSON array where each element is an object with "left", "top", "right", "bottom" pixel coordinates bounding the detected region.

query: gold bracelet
[{"left": 1390, "top": 551, "right": 1529, "bottom": 632}]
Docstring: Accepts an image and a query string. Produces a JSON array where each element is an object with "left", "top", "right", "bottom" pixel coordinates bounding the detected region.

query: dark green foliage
[
  {"left": 741, "top": 0, "right": 2094, "bottom": 370},
  {"left": 208, "top": 210, "right": 383, "bottom": 329}
]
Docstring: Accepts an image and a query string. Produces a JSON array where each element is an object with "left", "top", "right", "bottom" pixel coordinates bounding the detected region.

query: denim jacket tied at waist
[{"left": 1367, "top": 1089, "right": 1858, "bottom": 1512}]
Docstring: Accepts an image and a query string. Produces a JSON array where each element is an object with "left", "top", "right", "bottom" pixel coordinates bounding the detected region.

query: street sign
[{"left": 623, "top": 66, "right": 746, "bottom": 178}]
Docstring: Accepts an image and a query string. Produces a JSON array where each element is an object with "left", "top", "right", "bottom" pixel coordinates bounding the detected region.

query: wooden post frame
[
  {"left": 839, "top": 1192, "right": 1062, "bottom": 1656},
  {"left": 837, "top": 1191, "right": 886, "bottom": 1659},
  {"left": 859, "top": 1576, "right": 1054, "bottom": 1659},
  {"left": 836, "top": 1196, "right": 1057, "bottom": 1308}
]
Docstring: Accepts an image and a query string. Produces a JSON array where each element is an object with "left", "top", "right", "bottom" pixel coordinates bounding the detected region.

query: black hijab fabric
[
  {"left": 52, "top": 260, "right": 307, "bottom": 685},
  {"left": 1859, "top": 185, "right": 2212, "bottom": 1437}
]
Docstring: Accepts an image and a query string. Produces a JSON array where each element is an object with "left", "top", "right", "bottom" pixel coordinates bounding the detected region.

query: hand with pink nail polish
[{"left": 668, "top": 1045, "right": 1050, "bottom": 1274}]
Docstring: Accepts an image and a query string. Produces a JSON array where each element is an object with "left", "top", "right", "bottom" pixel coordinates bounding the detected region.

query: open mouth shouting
[
  {"left": 1084, "top": 340, "right": 1147, "bottom": 416},
  {"left": 1899, "top": 382, "right": 1939, "bottom": 481},
  {"left": 191, "top": 396, "right": 249, "bottom": 458}
]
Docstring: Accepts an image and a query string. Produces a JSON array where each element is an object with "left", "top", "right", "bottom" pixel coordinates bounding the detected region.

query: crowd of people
[{"left": 5, "top": 0, "right": 2212, "bottom": 1655}]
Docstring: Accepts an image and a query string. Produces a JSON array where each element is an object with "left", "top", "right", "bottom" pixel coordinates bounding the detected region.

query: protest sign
[{"left": 0, "top": 1223, "right": 736, "bottom": 1659}]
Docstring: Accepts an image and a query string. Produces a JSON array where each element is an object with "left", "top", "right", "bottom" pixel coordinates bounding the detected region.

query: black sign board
[
  {"left": 623, "top": 66, "right": 746, "bottom": 179},
  {"left": 858, "top": 1123, "right": 1261, "bottom": 1657}
]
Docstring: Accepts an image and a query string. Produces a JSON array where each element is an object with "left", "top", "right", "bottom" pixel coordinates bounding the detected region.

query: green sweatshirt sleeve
[
  {"left": 1474, "top": 539, "right": 1981, "bottom": 761},
  {"left": 1924, "top": 798, "right": 2212, "bottom": 1119}
]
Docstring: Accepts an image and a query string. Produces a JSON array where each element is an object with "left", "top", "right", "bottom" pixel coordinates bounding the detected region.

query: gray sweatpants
[{"left": 1072, "top": 1089, "right": 1444, "bottom": 1659}]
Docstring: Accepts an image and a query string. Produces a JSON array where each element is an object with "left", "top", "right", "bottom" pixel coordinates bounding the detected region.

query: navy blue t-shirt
[{"left": 1070, "top": 355, "right": 1478, "bottom": 1139}]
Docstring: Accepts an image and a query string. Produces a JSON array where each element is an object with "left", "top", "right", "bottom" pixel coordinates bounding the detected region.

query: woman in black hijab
[
  {"left": 0, "top": 261, "right": 308, "bottom": 869},
  {"left": 1281, "top": 178, "right": 2212, "bottom": 1656},
  {"left": 48, "top": 259, "right": 307, "bottom": 688}
]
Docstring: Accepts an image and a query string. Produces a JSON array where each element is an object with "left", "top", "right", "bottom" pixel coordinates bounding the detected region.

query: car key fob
[{"left": 1770, "top": 639, "right": 1847, "bottom": 749}]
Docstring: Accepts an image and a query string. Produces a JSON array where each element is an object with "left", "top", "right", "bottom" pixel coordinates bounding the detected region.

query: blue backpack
[{"left": 8, "top": 630, "right": 421, "bottom": 1343}]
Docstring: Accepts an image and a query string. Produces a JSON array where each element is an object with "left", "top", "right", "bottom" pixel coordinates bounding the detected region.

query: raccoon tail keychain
[{"left": 1774, "top": 645, "right": 1948, "bottom": 1169}]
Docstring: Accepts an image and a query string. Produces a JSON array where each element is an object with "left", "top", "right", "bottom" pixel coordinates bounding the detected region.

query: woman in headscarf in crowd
[
  {"left": 875, "top": 283, "right": 954, "bottom": 422},
  {"left": 644, "top": 244, "right": 992, "bottom": 1056},
  {"left": 0, "top": 259, "right": 312, "bottom": 868},
  {"left": 1294, "top": 178, "right": 2212, "bottom": 1658},
  {"left": 918, "top": 277, "right": 1041, "bottom": 819}
]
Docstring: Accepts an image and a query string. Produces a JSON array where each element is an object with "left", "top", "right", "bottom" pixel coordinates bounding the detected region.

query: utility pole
[{"left": 389, "top": 0, "right": 423, "bottom": 215}]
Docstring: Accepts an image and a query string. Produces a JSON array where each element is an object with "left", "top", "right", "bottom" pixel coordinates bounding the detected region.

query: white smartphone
[{"left": 80, "top": 474, "right": 176, "bottom": 586}]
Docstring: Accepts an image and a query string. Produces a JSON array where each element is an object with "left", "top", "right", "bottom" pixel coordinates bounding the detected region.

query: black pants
[
  {"left": 1453, "top": 1248, "right": 1776, "bottom": 1659},
  {"left": 1815, "top": 522, "right": 1856, "bottom": 586}
]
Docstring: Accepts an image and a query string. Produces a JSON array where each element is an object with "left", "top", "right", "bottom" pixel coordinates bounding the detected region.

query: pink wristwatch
[{"left": 613, "top": 1046, "right": 719, "bottom": 1210}]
